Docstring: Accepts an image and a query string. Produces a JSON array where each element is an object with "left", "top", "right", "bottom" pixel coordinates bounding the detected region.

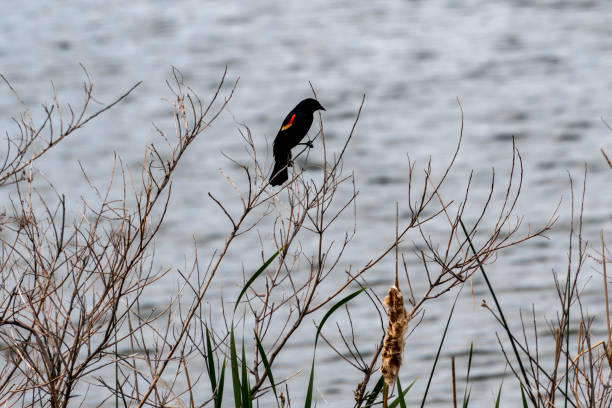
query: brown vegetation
[{"left": 1, "top": 68, "right": 607, "bottom": 408}]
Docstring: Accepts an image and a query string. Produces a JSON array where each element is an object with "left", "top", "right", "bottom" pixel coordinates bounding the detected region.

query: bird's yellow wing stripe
[{"left": 281, "top": 114, "right": 296, "bottom": 131}]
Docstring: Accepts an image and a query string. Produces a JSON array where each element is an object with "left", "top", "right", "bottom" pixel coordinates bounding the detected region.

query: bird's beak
[{"left": 320, "top": 106, "right": 326, "bottom": 111}]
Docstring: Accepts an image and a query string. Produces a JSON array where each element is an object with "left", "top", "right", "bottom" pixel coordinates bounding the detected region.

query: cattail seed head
[{"left": 381, "top": 285, "right": 409, "bottom": 385}]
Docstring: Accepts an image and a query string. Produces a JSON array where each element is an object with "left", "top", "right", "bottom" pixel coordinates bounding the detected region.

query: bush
[{"left": 1, "top": 68, "right": 609, "bottom": 408}]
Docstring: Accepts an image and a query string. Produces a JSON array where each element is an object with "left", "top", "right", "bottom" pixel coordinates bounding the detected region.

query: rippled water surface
[{"left": 2, "top": 1, "right": 612, "bottom": 406}]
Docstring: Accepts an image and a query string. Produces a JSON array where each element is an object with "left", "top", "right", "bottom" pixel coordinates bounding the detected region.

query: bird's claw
[{"left": 300, "top": 140, "right": 314, "bottom": 148}]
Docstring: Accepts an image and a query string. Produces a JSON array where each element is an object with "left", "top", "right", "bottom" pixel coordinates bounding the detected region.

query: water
[{"left": 2, "top": 1, "right": 612, "bottom": 406}]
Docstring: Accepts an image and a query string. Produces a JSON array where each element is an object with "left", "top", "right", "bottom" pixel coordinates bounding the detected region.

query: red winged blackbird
[{"left": 269, "top": 98, "right": 326, "bottom": 186}]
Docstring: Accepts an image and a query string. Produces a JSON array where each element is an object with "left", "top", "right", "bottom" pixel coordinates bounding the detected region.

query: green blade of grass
[
  {"left": 520, "top": 383, "right": 529, "bottom": 408},
  {"left": 230, "top": 328, "right": 242, "bottom": 408},
  {"left": 215, "top": 360, "right": 226, "bottom": 408},
  {"left": 241, "top": 339, "right": 252, "bottom": 408},
  {"left": 304, "top": 287, "right": 366, "bottom": 408},
  {"left": 462, "top": 343, "right": 474, "bottom": 408},
  {"left": 388, "top": 378, "right": 416, "bottom": 408},
  {"left": 254, "top": 330, "right": 279, "bottom": 404},
  {"left": 205, "top": 327, "right": 217, "bottom": 396},
  {"left": 420, "top": 293, "right": 460, "bottom": 408},
  {"left": 234, "top": 248, "right": 282, "bottom": 313},
  {"left": 495, "top": 380, "right": 503, "bottom": 408},
  {"left": 304, "top": 358, "right": 316, "bottom": 408},
  {"left": 397, "top": 377, "right": 408, "bottom": 408},
  {"left": 463, "top": 389, "right": 472, "bottom": 408},
  {"left": 364, "top": 376, "right": 385, "bottom": 408}
]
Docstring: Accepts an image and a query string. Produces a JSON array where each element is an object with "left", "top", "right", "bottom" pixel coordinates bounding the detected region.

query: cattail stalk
[{"left": 381, "top": 203, "right": 410, "bottom": 407}]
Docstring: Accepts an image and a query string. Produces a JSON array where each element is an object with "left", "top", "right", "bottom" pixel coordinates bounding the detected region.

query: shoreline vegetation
[{"left": 0, "top": 68, "right": 610, "bottom": 407}]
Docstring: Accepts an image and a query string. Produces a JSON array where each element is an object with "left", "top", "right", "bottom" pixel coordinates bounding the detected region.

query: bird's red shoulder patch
[{"left": 281, "top": 114, "right": 296, "bottom": 131}]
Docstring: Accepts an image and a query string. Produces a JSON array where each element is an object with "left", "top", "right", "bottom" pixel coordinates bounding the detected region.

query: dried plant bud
[{"left": 381, "top": 285, "right": 409, "bottom": 385}]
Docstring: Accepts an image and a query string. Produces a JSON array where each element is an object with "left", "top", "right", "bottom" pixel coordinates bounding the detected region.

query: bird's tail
[{"left": 270, "top": 157, "right": 289, "bottom": 186}]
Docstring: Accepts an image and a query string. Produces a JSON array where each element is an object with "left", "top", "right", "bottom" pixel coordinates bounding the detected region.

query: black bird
[{"left": 269, "top": 98, "right": 326, "bottom": 186}]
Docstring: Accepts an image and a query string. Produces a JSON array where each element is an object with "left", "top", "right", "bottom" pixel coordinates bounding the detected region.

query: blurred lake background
[{"left": 2, "top": 1, "right": 612, "bottom": 406}]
